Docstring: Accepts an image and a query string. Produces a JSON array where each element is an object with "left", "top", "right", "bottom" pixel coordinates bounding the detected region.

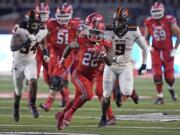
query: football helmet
[
  {"left": 112, "top": 7, "right": 131, "bottom": 37},
  {"left": 55, "top": 2, "right": 73, "bottom": 25},
  {"left": 150, "top": 2, "right": 165, "bottom": 19},
  {"left": 24, "top": 10, "right": 41, "bottom": 34},
  {"left": 85, "top": 13, "right": 105, "bottom": 42},
  {"left": 35, "top": 2, "right": 50, "bottom": 22}
]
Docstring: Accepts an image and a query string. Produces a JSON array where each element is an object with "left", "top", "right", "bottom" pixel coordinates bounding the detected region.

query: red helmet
[
  {"left": 55, "top": 2, "right": 73, "bottom": 25},
  {"left": 85, "top": 13, "right": 105, "bottom": 42},
  {"left": 150, "top": 2, "right": 165, "bottom": 19},
  {"left": 35, "top": 2, "right": 50, "bottom": 22}
]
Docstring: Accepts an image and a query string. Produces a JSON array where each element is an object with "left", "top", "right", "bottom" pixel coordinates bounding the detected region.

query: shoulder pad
[
  {"left": 128, "top": 25, "right": 137, "bottom": 31},
  {"left": 105, "top": 24, "right": 113, "bottom": 31}
]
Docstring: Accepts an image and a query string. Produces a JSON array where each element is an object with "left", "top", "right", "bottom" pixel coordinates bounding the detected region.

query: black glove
[{"left": 138, "top": 64, "right": 146, "bottom": 75}]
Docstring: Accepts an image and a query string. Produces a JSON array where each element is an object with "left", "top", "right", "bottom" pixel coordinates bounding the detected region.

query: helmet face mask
[
  {"left": 85, "top": 13, "right": 105, "bottom": 43},
  {"left": 25, "top": 10, "right": 41, "bottom": 34},
  {"left": 87, "top": 27, "right": 104, "bottom": 42},
  {"left": 39, "top": 11, "right": 50, "bottom": 22},
  {"left": 55, "top": 2, "right": 73, "bottom": 25},
  {"left": 55, "top": 12, "right": 72, "bottom": 25},
  {"left": 150, "top": 2, "right": 165, "bottom": 19}
]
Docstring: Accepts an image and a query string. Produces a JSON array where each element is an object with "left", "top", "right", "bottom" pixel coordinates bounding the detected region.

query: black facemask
[{"left": 113, "top": 17, "right": 130, "bottom": 38}]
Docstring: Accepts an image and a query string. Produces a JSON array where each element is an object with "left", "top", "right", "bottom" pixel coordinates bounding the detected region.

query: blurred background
[
  {"left": 0, "top": 0, "right": 180, "bottom": 33},
  {"left": 0, "top": 0, "right": 180, "bottom": 73}
]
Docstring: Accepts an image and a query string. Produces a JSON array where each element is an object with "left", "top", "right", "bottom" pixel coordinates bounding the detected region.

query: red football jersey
[
  {"left": 46, "top": 18, "right": 83, "bottom": 58},
  {"left": 76, "top": 35, "right": 112, "bottom": 80},
  {"left": 144, "top": 15, "right": 177, "bottom": 50}
]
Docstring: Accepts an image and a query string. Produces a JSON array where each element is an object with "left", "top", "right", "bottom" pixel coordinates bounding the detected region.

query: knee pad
[
  {"left": 153, "top": 75, "right": 163, "bottom": 84},
  {"left": 49, "top": 76, "right": 64, "bottom": 91}
]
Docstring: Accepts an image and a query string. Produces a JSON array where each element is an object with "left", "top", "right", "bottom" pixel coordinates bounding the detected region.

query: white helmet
[
  {"left": 150, "top": 2, "right": 165, "bottom": 19},
  {"left": 55, "top": 2, "right": 73, "bottom": 25},
  {"left": 35, "top": 2, "right": 50, "bottom": 22}
]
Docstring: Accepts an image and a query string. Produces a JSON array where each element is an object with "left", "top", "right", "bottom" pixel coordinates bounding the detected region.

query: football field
[{"left": 0, "top": 75, "right": 180, "bottom": 135}]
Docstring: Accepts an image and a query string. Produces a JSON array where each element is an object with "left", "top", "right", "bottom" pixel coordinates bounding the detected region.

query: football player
[
  {"left": 144, "top": 2, "right": 180, "bottom": 104},
  {"left": 35, "top": 1, "right": 51, "bottom": 85},
  {"left": 10, "top": 10, "right": 48, "bottom": 122},
  {"left": 39, "top": 3, "right": 83, "bottom": 111},
  {"left": 55, "top": 13, "right": 113, "bottom": 130},
  {"left": 98, "top": 7, "right": 148, "bottom": 127},
  {"left": 94, "top": 64, "right": 116, "bottom": 125}
]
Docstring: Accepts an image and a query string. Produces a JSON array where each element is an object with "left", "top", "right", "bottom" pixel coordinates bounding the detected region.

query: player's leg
[
  {"left": 40, "top": 51, "right": 66, "bottom": 112},
  {"left": 61, "top": 71, "right": 94, "bottom": 130},
  {"left": 25, "top": 59, "right": 39, "bottom": 118},
  {"left": 163, "top": 51, "right": 177, "bottom": 101},
  {"left": 151, "top": 50, "right": 164, "bottom": 104},
  {"left": 59, "top": 78, "right": 70, "bottom": 108},
  {"left": 119, "top": 68, "right": 134, "bottom": 103},
  {"left": 12, "top": 62, "right": 25, "bottom": 122},
  {"left": 40, "top": 75, "right": 64, "bottom": 112},
  {"left": 95, "top": 71, "right": 116, "bottom": 125},
  {"left": 99, "top": 65, "right": 116, "bottom": 127}
]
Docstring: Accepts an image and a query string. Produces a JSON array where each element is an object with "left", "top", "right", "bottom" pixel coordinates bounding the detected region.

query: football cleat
[
  {"left": 130, "top": 89, "right": 139, "bottom": 104},
  {"left": 154, "top": 97, "right": 164, "bottom": 105},
  {"left": 13, "top": 109, "right": 20, "bottom": 122},
  {"left": 107, "top": 116, "right": 116, "bottom": 125},
  {"left": 30, "top": 105, "right": 39, "bottom": 118},
  {"left": 39, "top": 103, "right": 49, "bottom": 112},
  {"left": 168, "top": 88, "right": 177, "bottom": 101},
  {"left": 55, "top": 112, "right": 64, "bottom": 130},
  {"left": 98, "top": 115, "right": 107, "bottom": 128}
]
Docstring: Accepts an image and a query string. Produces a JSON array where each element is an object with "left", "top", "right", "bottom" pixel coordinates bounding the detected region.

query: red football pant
[{"left": 151, "top": 49, "right": 175, "bottom": 94}]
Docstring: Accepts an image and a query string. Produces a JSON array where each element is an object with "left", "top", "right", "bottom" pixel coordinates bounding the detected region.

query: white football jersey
[
  {"left": 104, "top": 26, "right": 145, "bottom": 70},
  {"left": 12, "top": 25, "right": 48, "bottom": 61}
]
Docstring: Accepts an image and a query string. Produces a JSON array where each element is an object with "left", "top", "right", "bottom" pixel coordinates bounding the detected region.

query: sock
[
  {"left": 61, "top": 87, "right": 70, "bottom": 103},
  {"left": 14, "top": 93, "right": 21, "bottom": 110},
  {"left": 156, "top": 83, "right": 163, "bottom": 96},
  {"left": 63, "top": 100, "right": 74, "bottom": 113},
  {"left": 45, "top": 96, "right": 54, "bottom": 109},
  {"left": 63, "top": 96, "right": 86, "bottom": 122},
  {"left": 102, "top": 97, "right": 110, "bottom": 118}
]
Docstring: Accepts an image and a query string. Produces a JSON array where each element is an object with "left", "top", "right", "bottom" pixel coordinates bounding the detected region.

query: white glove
[
  {"left": 43, "top": 55, "right": 50, "bottom": 63},
  {"left": 148, "top": 45, "right": 153, "bottom": 52},
  {"left": 170, "top": 48, "right": 176, "bottom": 57},
  {"left": 113, "top": 55, "right": 124, "bottom": 63}
]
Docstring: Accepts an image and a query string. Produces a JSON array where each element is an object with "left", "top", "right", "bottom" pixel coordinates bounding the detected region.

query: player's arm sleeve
[
  {"left": 171, "top": 23, "right": 180, "bottom": 50},
  {"left": 62, "top": 40, "right": 79, "bottom": 59},
  {"left": 134, "top": 27, "right": 148, "bottom": 65}
]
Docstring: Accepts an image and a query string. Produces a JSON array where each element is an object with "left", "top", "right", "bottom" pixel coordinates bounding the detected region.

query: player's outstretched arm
[
  {"left": 135, "top": 30, "right": 148, "bottom": 75},
  {"left": 170, "top": 23, "right": 180, "bottom": 57}
]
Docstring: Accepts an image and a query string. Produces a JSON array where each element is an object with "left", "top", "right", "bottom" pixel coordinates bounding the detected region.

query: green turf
[{"left": 0, "top": 76, "right": 180, "bottom": 135}]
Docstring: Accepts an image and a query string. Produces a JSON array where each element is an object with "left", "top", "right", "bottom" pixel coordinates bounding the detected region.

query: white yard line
[
  {"left": 0, "top": 92, "right": 152, "bottom": 99},
  {"left": 0, "top": 124, "right": 180, "bottom": 130},
  {"left": 0, "top": 107, "right": 180, "bottom": 112},
  {"left": 0, "top": 132, "right": 99, "bottom": 135}
]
